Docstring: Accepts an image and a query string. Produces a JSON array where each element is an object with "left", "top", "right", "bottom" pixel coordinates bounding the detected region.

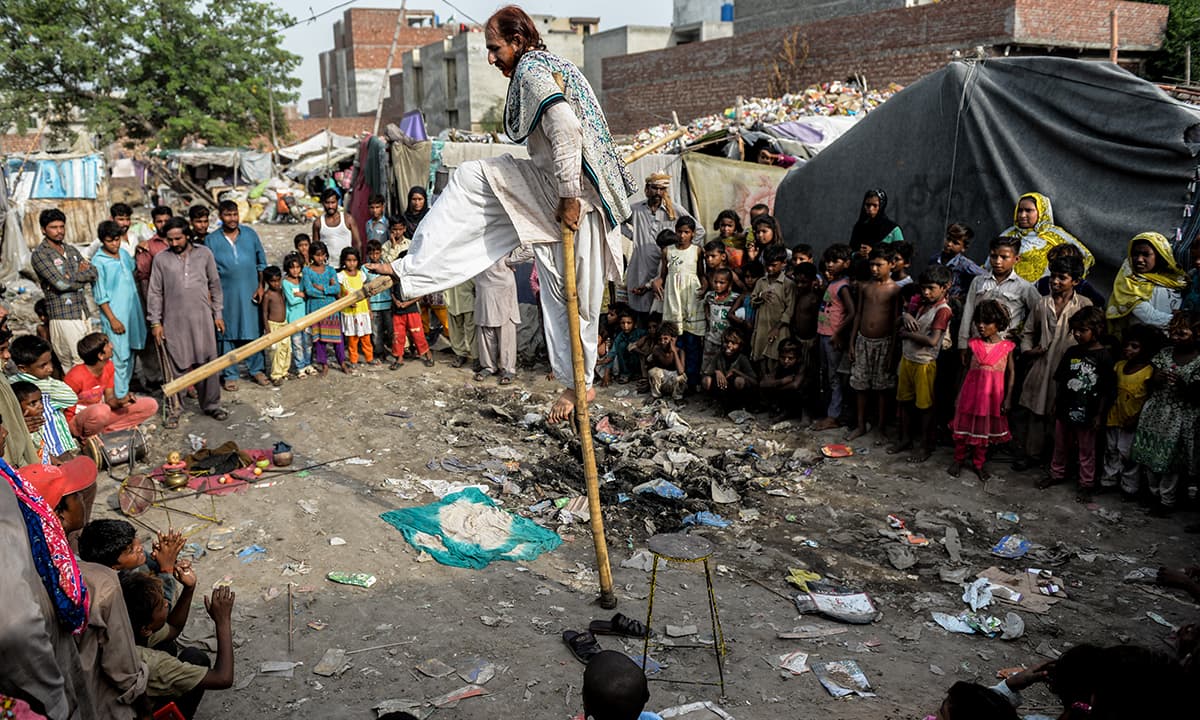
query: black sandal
[
  {"left": 206, "top": 408, "right": 229, "bottom": 421},
  {"left": 562, "top": 630, "right": 603, "bottom": 664},
  {"left": 588, "top": 613, "right": 653, "bottom": 639}
]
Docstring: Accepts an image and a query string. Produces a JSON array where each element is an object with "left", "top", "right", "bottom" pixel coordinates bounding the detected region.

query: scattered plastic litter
[
  {"left": 329, "top": 537, "right": 346, "bottom": 546},
  {"left": 621, "top": 550, "right": 654, "bottom": 572},
  {"left": 932, "top": 610, "right": 1024, "bottom": 640},
  {"left": 259, "top": 660, "right": 301, "bottom": 678},
  {"left": 342, "top": 456, "right": 375, "bottom": 466},
  {"left": 991, "top": 535, "right": 1032, "bottom": 559},
  {"left": 236, "top": 545, "right": 266, "bottom": 563},
  {"left": 682, "top": 511, "right": 731, "bottom": 528},
  {"left": 326, "top": 572, "right": 376, "bottom": 588},
  {"left": 666, "top": 624, "right": 697, "bottom": 638},
  {"left": 206, "top": 529, "right": 234, "bottom": 551},
  {"left": 821, "top": 444, "right": 853, "bottom": 458},
  {"left": 727, "top": 410, "right": 754, "bottom": 424},
  {"left": 457, "top": 658, "right": 497, "bottom": 685},
  {"left": 710, "top": 480, "right": 740, "bottom": 504},
  {"left": 812, "top": 660, "right": 875, "bottom": 698},
  {"left": 962, "top": 578, "right": 994, "bottom": 611},
  {"left": 632, "top": 478, "right": 686, "bottom": 500},
  {"left": 996, "top": 511, "right": 1020, "bottom": 523},
  {"left": 794, "top": 581, "right": 881, "bottom": 624},
  {"left": 1147, "top": 611, "right": 1179, "bottom": 631},
  {"left": 416, "top": 658, "right": 456, "bottom": 678},
  {"left": 776, "top": 624, "right": 849, "bottom": 640},
  {"left": 313, "top": 648, "right": 350, "bottom": 677},
  {"left": 777, "top": 650, "right": 810, "bottom": 675}
]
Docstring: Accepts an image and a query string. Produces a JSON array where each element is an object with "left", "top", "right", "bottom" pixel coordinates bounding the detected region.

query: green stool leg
[
  {"left": 642, "top": 554, "right": 660, "bottom": 671},
  {"left": 703, "top": 559, "right": 726, "bottom": 695}
]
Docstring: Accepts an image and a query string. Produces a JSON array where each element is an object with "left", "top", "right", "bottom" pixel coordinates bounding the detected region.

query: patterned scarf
[
  {"left": 0, "top": 458, "right": 89, "bottom": 634},
  {"left": 504, "top": 50, "right": 635, "bottom": 228},
  {"left": 1001, "top": 192, "right": 1093, "bottom": 282}
]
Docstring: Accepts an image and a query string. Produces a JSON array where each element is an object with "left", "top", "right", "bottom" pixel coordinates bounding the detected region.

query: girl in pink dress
[{"left": 949, "top": 299, "right": 1016, "bottom": 480}]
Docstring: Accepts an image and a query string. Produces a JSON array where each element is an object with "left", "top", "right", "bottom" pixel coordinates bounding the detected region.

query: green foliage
[
  {"left": 1147, "top": 0, "right": 1200, "bottom": 80},
  {"left": 0, "top": 0, "right": 301, "bottom": 146}
]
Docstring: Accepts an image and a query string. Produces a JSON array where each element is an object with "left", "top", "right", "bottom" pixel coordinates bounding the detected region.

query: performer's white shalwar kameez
[{"left": 392, "top": 105, "right": 621, "bottom": 389}]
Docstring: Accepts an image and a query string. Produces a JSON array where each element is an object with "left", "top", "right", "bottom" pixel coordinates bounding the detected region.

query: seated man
[{"left": 582, "top": 650, "right": 661, "bottom": 720}]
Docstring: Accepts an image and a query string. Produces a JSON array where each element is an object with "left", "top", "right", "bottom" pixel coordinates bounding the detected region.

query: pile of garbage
[{"left": 627, "top": 80, "right": 904, "bottom": 154}]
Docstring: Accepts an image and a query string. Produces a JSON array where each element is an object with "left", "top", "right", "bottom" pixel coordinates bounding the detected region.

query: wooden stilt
[{"left": 561, "top": 221, "right": 617, "bottom": 609}]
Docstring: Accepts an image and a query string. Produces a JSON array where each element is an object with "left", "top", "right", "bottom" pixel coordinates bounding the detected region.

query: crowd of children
[{"left": 598, "top": 195, "right": 1200, "bottom": 520}]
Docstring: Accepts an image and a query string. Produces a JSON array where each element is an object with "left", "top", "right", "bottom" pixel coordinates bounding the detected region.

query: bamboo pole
[
  {"left": 161, "top": 277, "right": 392, "bottom": 396},
  {"left": 624, "top": 127, "right": 687, "bottom": 165},
  {"left": 561, "top": 220, "right": 617, "bottom": 609}
]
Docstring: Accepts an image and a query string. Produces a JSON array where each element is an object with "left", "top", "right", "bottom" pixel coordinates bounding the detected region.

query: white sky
[{"left": 277, "top": 0, "right": 673, "bottom": 114}]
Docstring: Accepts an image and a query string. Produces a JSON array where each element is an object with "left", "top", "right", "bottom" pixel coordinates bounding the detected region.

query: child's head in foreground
[
  {"left": 582, "top": 650, "right": 650, "bottom": 720},
  {"left": 79, "top": 518, "right": 146, "bottom": 570}
]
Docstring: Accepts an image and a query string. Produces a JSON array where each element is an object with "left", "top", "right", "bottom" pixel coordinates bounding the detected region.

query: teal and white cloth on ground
[{"left": 380, "top": 488, "right": 562, "bottom": 569}]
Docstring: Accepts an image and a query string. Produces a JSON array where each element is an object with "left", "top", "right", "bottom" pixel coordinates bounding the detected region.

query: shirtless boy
[{"left": 848, "top": 248, "right": 901, "bottom": 442}]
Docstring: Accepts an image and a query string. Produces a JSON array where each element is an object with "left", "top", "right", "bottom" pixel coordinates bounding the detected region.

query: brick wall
[
  {"left": 343, "top": 9, "right": 448, "bottom": 70},
  {"left": 1014, "top": 0, "right": 1167, "bottom": 50},
  {"left": 602, "top": 0, "right": 1166, "bottom": 134}
]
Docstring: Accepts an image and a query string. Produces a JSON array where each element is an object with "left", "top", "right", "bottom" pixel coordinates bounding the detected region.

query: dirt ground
[{"left": 9, "top": 224, "right": 1200, "bottom": 720}]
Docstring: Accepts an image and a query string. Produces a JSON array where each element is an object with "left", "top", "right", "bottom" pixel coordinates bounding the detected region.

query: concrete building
[
  {"left": 401, "top": 16, "right": 596, "bottom": 135},
  {"left": 602, "top": 0, "right": 1169, "bottom": 134},
  {"left": 308, "top": 8, "right": 452, "bottom": 119}
]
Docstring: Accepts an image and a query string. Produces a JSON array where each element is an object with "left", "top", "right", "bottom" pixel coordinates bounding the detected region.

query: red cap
[{"left": 23, "top": 464, "right": 95, "bottom": 508}]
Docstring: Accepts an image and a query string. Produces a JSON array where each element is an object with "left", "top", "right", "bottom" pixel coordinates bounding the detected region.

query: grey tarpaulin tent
[{"left": 775, "top": 58, "right": 1200, "bottom": 281}]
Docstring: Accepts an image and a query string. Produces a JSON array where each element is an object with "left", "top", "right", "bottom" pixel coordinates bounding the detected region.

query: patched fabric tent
[{"left": 775, "top": 58, "right": 1200, "bottom": 282}]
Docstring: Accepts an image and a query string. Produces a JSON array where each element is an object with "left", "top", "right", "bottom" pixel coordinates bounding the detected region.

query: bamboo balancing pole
[
  {"left": 624, "top": 127, "right": 687, "bottom": 165},
  {"left": 561, "top": 219, "right": 617, "bottom": 609},
  {"left": 161, "top": 276, "right": 392, "bottom": 397}
]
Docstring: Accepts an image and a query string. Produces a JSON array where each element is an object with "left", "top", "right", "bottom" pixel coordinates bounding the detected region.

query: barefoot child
[
  {"left": 1049, "top": 307, "right": 1114, "bottom": 501},
  {"left": 949, "top": 300, "right": 1015, "bottom": 480},
  {"left": 301, "top": 241, "right": 346, "bottom": 376},
  {"left": 390, "top": 284, "right": 435, "bottom": 370},
  {"left": 1131, "top": 310, "right": 1200, "bottom": 515},
  {"left": 1102, "top": 324, "right": 1160, "bottom": 498},
  {"left": 760, "top": 337, "right": 803, "bottom": 416},
  {"left": 63, "top": 333, "right": 158, "bottom": 436},
  {"left": 260, "top": 267, "right": 290, "bottom": 385},
  {"left": 647, "top": 322, "right": 686, "bottom": 400},
  {"left": 365, "top": 241, "right": 394, "bottom": 363},
  {"left": 337, "top": 248, "right": 374, "bottom": 368},
  {"left": 657, "top": 221, "right": 706, "bottom": 387},
  {"left": 701, "top": 269, "right": 736, "bottom": 376},
  {"left": 892, "top": 265, "right": 952, "bottom": 462},
  {"left": 813, "top": 244, "right": 854, "bottom": 430},
  {"left": 1017, "top": 255, "right": 1091, "bottom": 470},
  {"left": 282, "top": 254, "right": 314, "bottom": 377},
  {"left": 608, "top": 308, "right": 646, "bottom": 383},
  {"left": 749, "top": 245, "right": 795, "bottom": 375},
  {"left": 789, "top": 261, "right": 821, "bottom": 419},
  {"left": 702, "top": 328, "right": 757, "bottom": 407},
  {"left": 848, "top": 248, "right": 901, "bottom": 442}
]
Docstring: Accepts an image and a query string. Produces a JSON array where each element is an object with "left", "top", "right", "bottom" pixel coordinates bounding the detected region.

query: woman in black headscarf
[
  {"left": 401, "top": 186, "right": 430, "bottom": 239},
  {"left": 849, "top": 188, "right": 903, "bottom": 255}
]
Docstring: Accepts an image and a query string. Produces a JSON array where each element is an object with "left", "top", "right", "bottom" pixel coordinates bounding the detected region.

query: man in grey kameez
[
  {"left": 147, "top": 218, "right": 227, "bottom": 422},
  {"left": 474, "top": 256, "right": 521, "bottom": 382},
  {"left": 622, "top": 173, "right": 703, "bottom": 321}
]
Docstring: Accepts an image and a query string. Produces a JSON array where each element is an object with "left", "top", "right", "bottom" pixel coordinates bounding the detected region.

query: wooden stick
[
  {"left": 624, "top": 127, "right": 687, "bottom": 165},
  {"left": 345, "top": 639, "right": 414, "bottom": 655},
  {"left": 161, "top": 277, "right": 392, "bottom": 396},
  {"left": 287, "top": 582, "right": 294, "bottom": 654},
  {"left": 561, "top": 221, "right": 617, "bottom": 609}
]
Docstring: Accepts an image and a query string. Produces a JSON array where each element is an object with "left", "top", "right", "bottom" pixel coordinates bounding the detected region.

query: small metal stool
[{"left": 641, "top": 533, "right": 726, "bottom": 694}]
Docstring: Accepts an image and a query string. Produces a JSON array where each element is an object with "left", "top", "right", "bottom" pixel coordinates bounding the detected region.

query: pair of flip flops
[{"left": 562, "top": 614, "right": 654, "bottom": 664}]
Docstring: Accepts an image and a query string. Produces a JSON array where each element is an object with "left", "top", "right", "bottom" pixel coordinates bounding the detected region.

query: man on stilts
[{"left": 367, "top": 4, "right": 634, "bottom": 423}]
